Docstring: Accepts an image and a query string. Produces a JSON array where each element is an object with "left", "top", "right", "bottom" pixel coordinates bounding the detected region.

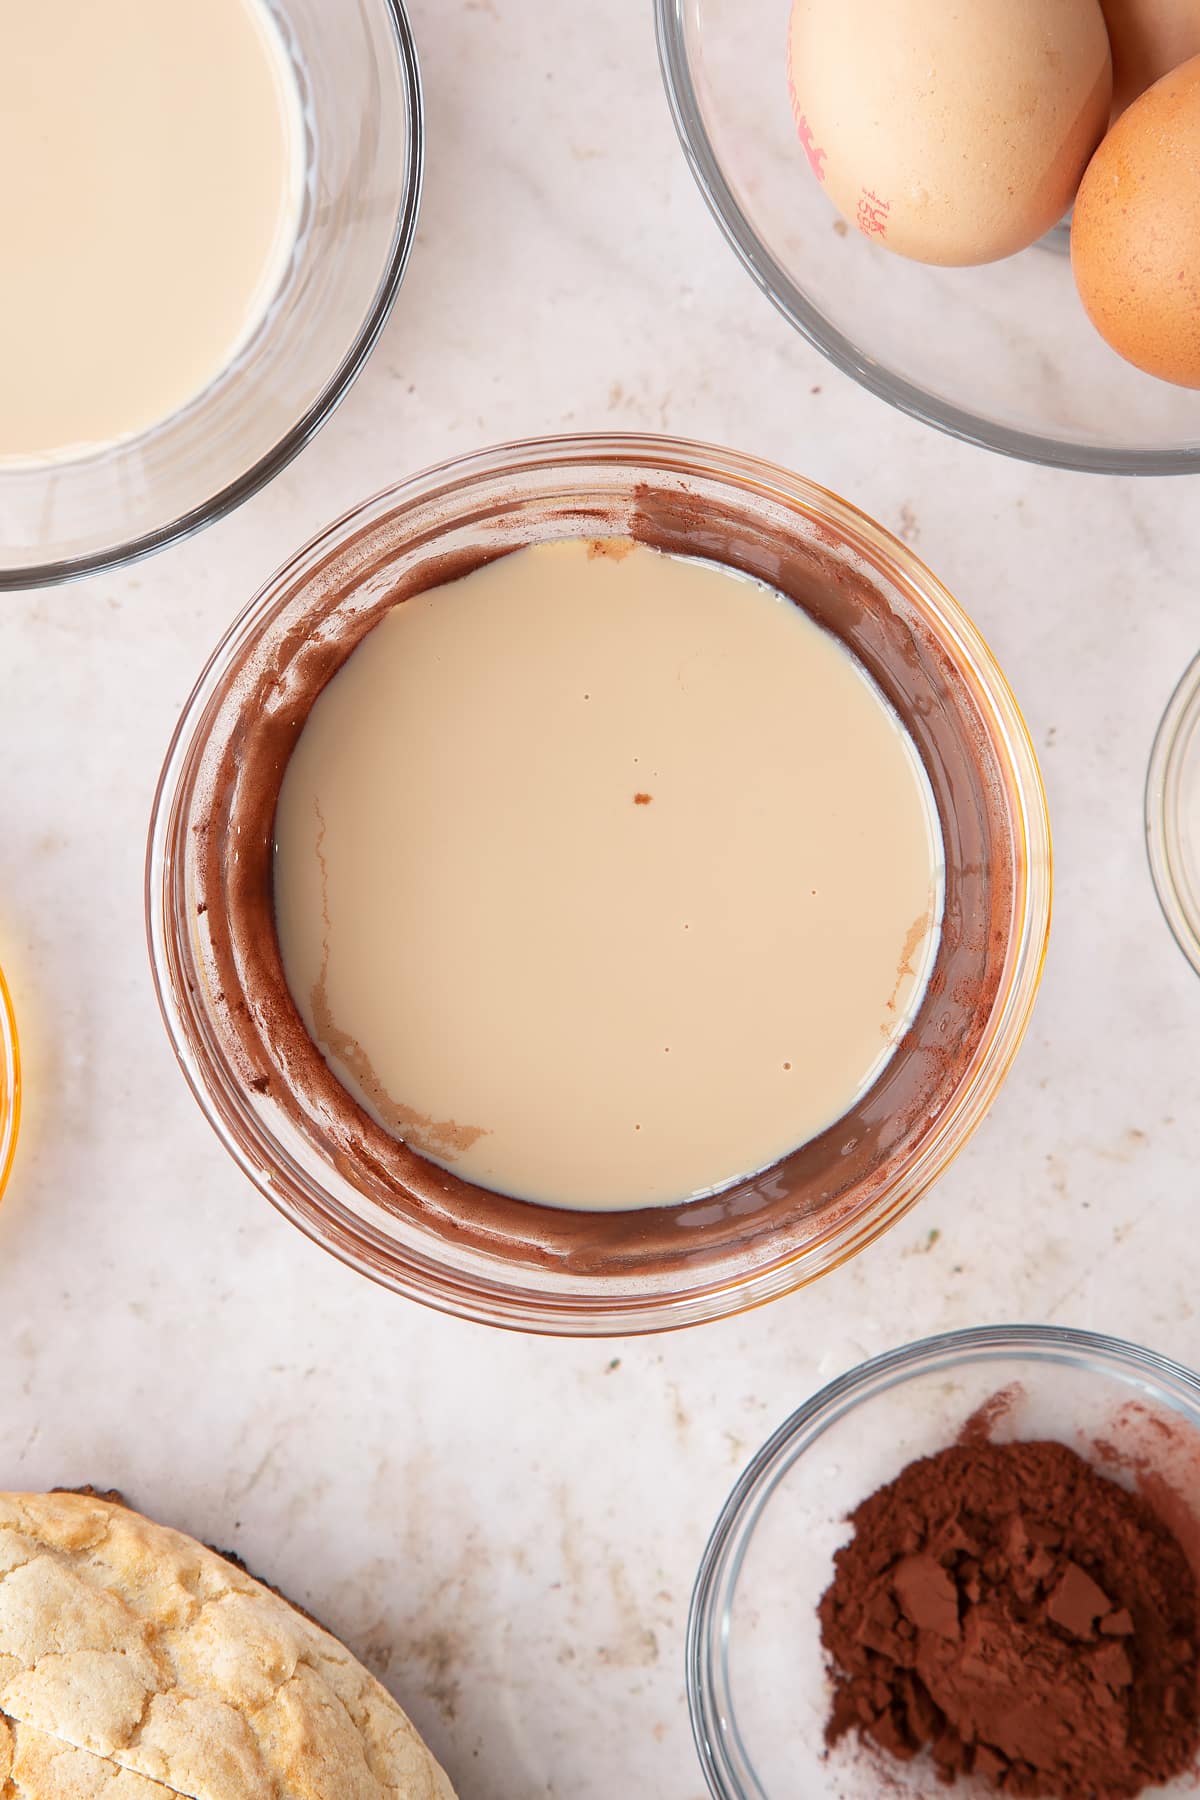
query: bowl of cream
[{"left": 0, "top": 0, "right": 422, "bottom": 587}]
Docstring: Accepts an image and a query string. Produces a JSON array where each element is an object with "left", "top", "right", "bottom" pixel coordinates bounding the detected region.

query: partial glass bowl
[
  {"left": 147, "top": 433, "right": 1050, "bottom": 1335},
  {"left": 656, "top": 0, "right": 1200, "bottom": 474},
  {"left": 0, "top": 961, "right": 19, "bottom": 1204},
  {"left": 1147, "top": 651, "right": 1200, "bottom": 977},
  {"left": 0, "top": 0, "right": 423, "bottom": 590},
  {"left": 689, "top": 1325, "right": 1200, "bottom": 1799}
]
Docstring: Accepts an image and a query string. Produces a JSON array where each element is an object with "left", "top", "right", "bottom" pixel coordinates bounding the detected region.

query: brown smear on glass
[
  {"left": 307, "top": 797, "right": 488, "bottom": 1163},
  {"left": 819, "top": 1437, "right": 1200, "bottom": 1798},
  {"left": 1093, "top": 1401, "right": 1200, "bottom": 1601},
  {"left": 189, "top": 475, "right": 1015, "bottom": 1277}
]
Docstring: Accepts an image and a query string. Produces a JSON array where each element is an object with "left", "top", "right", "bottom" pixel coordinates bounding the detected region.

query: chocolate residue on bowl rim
[{"left": 181, "top": 466, "right": 1020, "bottom": 1283}]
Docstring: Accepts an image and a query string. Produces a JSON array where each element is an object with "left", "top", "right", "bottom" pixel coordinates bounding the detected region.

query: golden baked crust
[
  {"left": 2, "top": 1715, "right": 178, "bottom": 1798},
  {"left": 0, "top": 1492, "right": 455, "bottom": 1799}
]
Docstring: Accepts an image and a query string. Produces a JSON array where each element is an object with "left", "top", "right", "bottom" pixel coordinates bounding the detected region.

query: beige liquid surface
[
  {"left": 0, "top": 0, "right": 303, "bottom": 464},
  {"left": 274, "top": 539, "right": 944, "bottom": 1212}
]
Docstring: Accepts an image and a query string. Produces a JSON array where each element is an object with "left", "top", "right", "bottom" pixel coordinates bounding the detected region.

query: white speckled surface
[{"left": 1, "top": 4, "right": 1198, "bottom": 1797}]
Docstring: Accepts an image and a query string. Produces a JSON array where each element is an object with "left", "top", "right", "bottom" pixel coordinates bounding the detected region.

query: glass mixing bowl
[
  {"left": 1147, "top": 650, "right": 1200, "bottom": 978},
  {"left": 0, "top": 961, "right": 19, "bottom": 1205},
  {"left": 656, "top": 0, "right": 1200, "bottom": 475},
  {"left": 147, "top": 433, "right": 1050, "bottom": 1335},
  {"left": 0, "top": 0, "right": 423, "bottom": 589},
  {"left": 689, "top": 1326, "right": 1200, "bottom": 1799}
]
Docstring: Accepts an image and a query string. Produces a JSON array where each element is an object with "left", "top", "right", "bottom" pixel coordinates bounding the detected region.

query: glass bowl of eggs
[
  {"left": 147, "top": 433, "right": 1051, "bottom": 1335},
  {"left": 0, "top": 0, "right": 422, "bottom": 589},
  {"left": 657, "top": 0, "right": 1200, "bottom": 474}
]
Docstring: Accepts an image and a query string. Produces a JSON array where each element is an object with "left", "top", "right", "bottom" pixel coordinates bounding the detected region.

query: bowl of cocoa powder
[{"left": 688, "top": 1326, "right": 1200, "bottom": 1800}]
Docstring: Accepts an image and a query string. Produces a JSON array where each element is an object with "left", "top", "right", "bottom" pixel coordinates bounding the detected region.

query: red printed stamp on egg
[
  {"left": 857, "top": 188, "right": 891, "bottom": 239},
  {"left": 785, "top": 38, "right": 827, "bottom": 180},
  {"left": 794, "top": 114, "right": 827, "bottom": 181}
]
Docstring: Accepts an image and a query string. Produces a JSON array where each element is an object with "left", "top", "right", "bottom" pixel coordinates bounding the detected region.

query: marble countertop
[{"left": 2, "top": 3, "right": 1199, "bottom": 1796}]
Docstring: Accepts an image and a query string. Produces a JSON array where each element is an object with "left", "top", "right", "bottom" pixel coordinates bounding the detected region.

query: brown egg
[
  {"left": 787, "top": 0, "right": 1112, "bottom": 266},
  {"left": 1099, "top": 0, "right": 1200, "bottom": 115},
  {"left": 1072, "top": 54, "right": 1200, "bottom": 386}
]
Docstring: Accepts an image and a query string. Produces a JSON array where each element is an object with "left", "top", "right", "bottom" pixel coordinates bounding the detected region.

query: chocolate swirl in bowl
[{"left": 152, "top": 441, "right": 1042, "bottom": 1328}]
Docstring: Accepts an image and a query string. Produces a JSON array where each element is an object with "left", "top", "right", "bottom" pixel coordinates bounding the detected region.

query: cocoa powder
[{"left": 819, "top": 1440, "right": 1200, "bottom": 1797}]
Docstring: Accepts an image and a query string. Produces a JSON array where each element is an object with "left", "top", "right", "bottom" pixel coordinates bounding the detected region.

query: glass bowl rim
[
  {"left": 1146, "top": 648, "right": 1200, "bottom": 978},
  {"left": 653, "top": 0, "right": 1200, "bottom": 478},
  {"left": 146, "top": 430, "right": 1052, "bottom": 1336},
  {"left": 0, "top": 0, "right": 424, "bottom": 594},
  {"left": 0, "top": 961, "right": 19, "bottom": 1205},
  {"left": 687, "top": 1322, "right": 1200, "bottom": 1799}
]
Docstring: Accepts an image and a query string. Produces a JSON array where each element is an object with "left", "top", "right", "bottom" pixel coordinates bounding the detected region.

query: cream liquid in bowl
[
  {"left": 0, "top": 0, "right": 304, "bottom": 465},
  {"left": 273, "top": 539, "right": 944, "bottom": 1212}
]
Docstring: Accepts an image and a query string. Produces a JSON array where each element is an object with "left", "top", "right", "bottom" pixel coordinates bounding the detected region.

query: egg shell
[
  {"left": 1071, "top": 54, "right": 1200, "bottom": 386},
  {"left": 1099, "top": 0, "right": 1200, "bottom": 115},
  {"left": 787, "top": 0, "right": 1113, "bottom": 266}
]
